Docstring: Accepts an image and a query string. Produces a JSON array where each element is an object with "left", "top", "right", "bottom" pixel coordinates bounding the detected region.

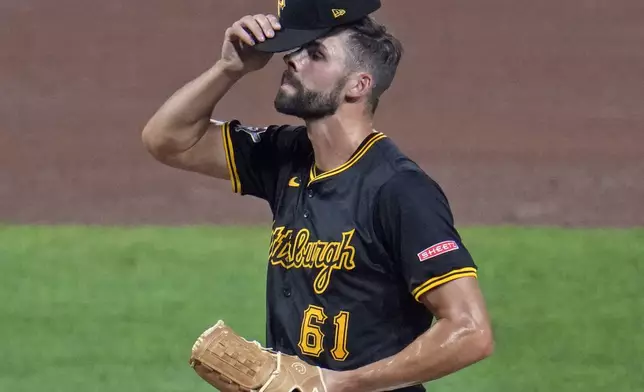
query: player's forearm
[
  {"left": 141, "top": 61, "right": 241, "bottom": 155},
  {"left": 336, "top": 317, "right": 493, "bottom": 392}
]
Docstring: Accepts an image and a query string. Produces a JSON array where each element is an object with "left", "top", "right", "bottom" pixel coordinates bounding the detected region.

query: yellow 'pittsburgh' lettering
[{"left": 269, "top": 227, "right": 356, "bottom": 294}]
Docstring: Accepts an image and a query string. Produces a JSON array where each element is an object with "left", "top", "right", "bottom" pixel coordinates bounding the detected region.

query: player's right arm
[{"left": 141, "top": 14, "right": 281, "bottom": 179}]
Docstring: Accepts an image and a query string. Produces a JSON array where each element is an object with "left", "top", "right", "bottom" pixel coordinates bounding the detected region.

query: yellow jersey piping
[
  {"left": 221, "top": 122, "right": 241, "bottom": 193},
  {"left": 308, "top": 133, "right": 387, "bottom": 186},
  {"left": 412, "top": 267, "right": 478, "bottom": 302}
]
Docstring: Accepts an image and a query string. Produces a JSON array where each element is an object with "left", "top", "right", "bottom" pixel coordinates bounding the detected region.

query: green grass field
[{"left": 1, "top": 225, "right": 642, "bottom": 392}]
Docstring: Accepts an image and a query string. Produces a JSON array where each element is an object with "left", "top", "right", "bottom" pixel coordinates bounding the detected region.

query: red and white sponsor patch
[{"left": 417, "top": 240, "right": 459, "bottom": 262}]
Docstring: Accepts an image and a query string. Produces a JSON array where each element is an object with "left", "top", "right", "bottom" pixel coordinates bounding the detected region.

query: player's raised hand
[{"left": 220, "top": 14, "right": 281, "bottom": 76}]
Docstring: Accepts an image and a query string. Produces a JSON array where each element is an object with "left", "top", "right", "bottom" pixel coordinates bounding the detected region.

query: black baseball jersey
[{"left": 220, "top": 119, "right": 478, "bottom": 392}]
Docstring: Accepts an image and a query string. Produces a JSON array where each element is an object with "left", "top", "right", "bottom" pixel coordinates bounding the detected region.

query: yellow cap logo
[
  {"left": 332, "top": 9, "right": 346, "bottom": 18},
  {"left": 278, "top": 0, "right": 286, "bottom": 17}
]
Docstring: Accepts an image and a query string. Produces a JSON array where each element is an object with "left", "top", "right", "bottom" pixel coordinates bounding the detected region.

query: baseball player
[{"left": 143, "top": 0, "right": 494, "bottom": 390}]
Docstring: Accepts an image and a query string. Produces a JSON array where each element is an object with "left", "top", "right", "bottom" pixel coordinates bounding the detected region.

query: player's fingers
[
  {"left": 240, "top": 15, "right": 266, "bottom": 42},
  {"left": 266, "top": 14, "right": 281, "bottom": 30},
  {"left": 228, "top": 22, "right": 256, "bottom": 46},
  {"left": 254, "top": 14, "right": 276, "bottom": 38}
]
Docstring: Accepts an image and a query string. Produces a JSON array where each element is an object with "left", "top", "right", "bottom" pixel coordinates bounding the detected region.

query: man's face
[{"left": 274, "top": 33, "right": 352, "bottom": 120}]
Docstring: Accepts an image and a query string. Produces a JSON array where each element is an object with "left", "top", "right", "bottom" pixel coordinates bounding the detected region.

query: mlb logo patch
[{"left": 417, "top": 241, "right": 459, "bottom": 262}]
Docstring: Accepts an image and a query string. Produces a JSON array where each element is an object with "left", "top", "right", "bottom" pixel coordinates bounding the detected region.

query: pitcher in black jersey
[{"left": 142, "top": 0, "right": 494, "bottom": 390}]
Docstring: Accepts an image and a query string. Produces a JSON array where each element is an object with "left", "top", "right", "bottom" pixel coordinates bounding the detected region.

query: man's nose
[{"left": 283, "top": 49, "right": 306, "bottom": 71}]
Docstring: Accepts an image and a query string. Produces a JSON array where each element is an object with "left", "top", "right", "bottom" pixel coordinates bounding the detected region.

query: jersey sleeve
[
  {"left": 218, "top": 119, "right": 303, "bottom": 207},
  {"left": 374, "top": 170, "right": 478, "bottom": 302}
]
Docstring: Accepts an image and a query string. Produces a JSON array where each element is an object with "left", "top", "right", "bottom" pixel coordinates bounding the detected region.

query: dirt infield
[{"left": 2, "top": 0, "right": 643, "bottom": 227}]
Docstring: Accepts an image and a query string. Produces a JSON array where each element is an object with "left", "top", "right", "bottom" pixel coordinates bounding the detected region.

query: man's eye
[{"left": 308, "top": 48, "right": 324, "bottom": 60}]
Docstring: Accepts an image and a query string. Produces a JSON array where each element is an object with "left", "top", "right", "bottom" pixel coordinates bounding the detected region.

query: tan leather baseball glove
[{"left": 189, "top": 320, "right": 328, "bottom": 392}]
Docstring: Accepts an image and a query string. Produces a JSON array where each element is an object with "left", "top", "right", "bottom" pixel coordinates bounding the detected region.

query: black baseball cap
[{"left": 253, "top": 0, "right": 381, "bottom": 53}]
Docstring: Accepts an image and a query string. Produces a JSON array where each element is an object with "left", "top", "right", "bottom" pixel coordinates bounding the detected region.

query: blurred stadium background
[{"left": 1, "top": 0, "right": 643, "bottom": 391}]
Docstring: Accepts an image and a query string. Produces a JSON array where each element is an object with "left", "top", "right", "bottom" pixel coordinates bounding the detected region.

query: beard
[{"left": 274, "top": 72, "right": 347, "bottom": 121}]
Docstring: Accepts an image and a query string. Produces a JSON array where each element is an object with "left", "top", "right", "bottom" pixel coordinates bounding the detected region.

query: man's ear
[{"left": 345, "top": 72, "right": 373, "bottom": 101}]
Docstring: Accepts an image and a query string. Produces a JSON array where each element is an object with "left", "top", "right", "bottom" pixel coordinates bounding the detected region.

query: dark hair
[{"left": 335, "top": 16, "right": 404, "bottom": 114}]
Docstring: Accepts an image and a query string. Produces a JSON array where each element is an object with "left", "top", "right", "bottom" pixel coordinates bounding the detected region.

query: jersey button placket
[
  {"left": 304, "top": 185, "right": 313, "bottom": 217},
  {"left": 282, "top": 287, "right": 291, "bottom": 297}
]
